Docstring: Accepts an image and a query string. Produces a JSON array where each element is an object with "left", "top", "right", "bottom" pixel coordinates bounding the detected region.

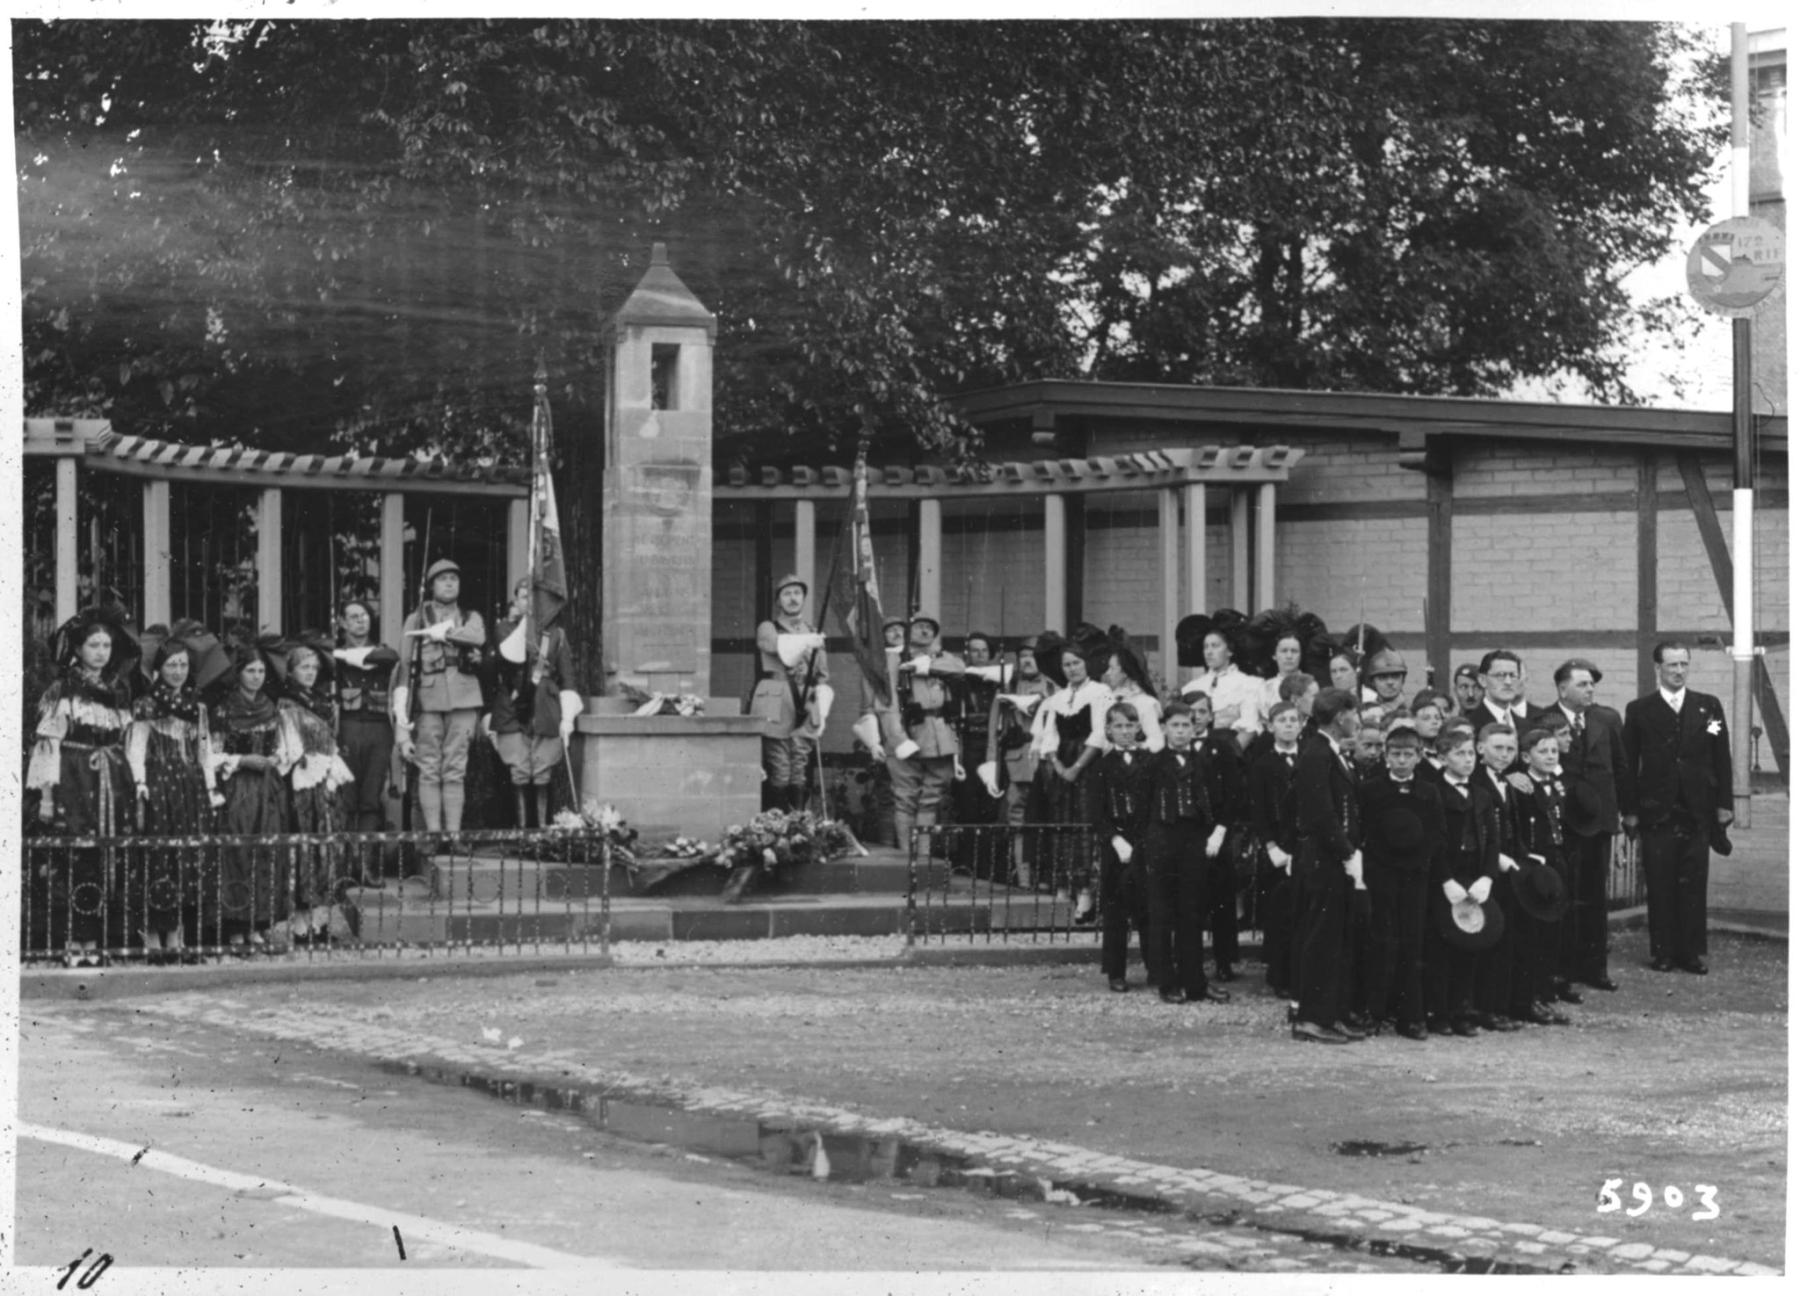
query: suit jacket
[
  {"left": 1556, "top": 702, "right": 1624, "bottom": 835},
  {"left": 1358, "top": 773, "right": 1446, "bottom": 877},
  {"left": 1198, "top": 730, "right": 1246, "bottom": 828},
  {"left": 1147, "top": 745, "right": 1216, "bottom": 828},
  {"left": 1247, "top": 745, "right": 1301, "bottom": 855},
  {"left": 1468, "top": 766, "right": 1526, "bottom": 876},
  {"left": 1096, "top": 747, "right": 1156, "bottom": 844},
  {"left": 1461, "top": 699, "right": 1546, "bottom": 735},
  {"left": 1519, "top": 772, "right": 1571, "bottom": 862},
  {"left": 1437, "top": 774, "right": 1489, "bottom": 887},
  {"left": 1619, "top": 690, "right": 1733, "bottom": 829},
  {"left": 1293, "top": 731, "right": 1360, "bottom": 882}
]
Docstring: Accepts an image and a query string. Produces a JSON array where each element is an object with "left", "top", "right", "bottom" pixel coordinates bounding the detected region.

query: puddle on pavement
[
  {"left": 1331, "top": 1139, "right": 1431, "bottom": 1158},
  {"left": 377, "top": 1057, "right": 1564, "bottom": 1275}
]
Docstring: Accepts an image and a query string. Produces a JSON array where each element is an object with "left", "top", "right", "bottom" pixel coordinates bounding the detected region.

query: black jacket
[{"left": 1619, "top": 690, "right": 1733, "bottom": 830}]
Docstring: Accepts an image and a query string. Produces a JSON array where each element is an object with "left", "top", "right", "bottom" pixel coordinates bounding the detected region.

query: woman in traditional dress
[
  {"left": 331, "top": 598, "right": 400, "bottom": 878},
  {"left": 1030, "top": 639, "right": 1113, "bottom": 921},
  {"left": 1100, "top": 630, "right": 1164, "bottom": 753},
  {"left": 210, "top": 641, "right": 291, "bottom": 954},
  {"left": 1179, "top": 614, "right": 1264, "bottom": 751},
  {"left": 125, "top": 629, "right": 224, "bottom": 963},
  {"left": 27, "top": 608, "right": 140, "bottom": 967},
  {"left": 278, "top": 642, "right": 356, "bottom": 943}
]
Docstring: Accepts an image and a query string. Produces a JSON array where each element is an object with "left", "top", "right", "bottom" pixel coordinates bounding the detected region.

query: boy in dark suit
[
  {"left": 1186, "top": 692, "right": 1248, "bottom": 983},
  {"left": 1517, "top": 726, "right": 1575, "bottom": 1023},
  {"left": 1423, "top": 728, "right": 1489, "bottom": 1036},
  {"left": 1247, "top": 699, "right": 1304, "bottom": 997},
  {"left": 1357, "top": 722, "right": 1446, "bottom": 1039},
  {"left": 1291, "top": 687, "right": 1367, "bottom": 1044},
  {"left": 1620, "top": 640, "right": 1734, "bottom": 975},
  {"left": 1469, "top": 723, "right": 1529, "bottom": 1031},
  {"left": 1096, "top": 703, "right": 1157, "bottom": 992},
  {"left": 1144, "top": 702, "right": 1232, "bottom": 1005}
]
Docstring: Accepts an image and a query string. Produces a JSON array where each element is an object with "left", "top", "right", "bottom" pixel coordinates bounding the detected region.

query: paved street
[
  {"left": 12, "top": 920, "right": 1784, "bottom": 1276},
  {"left": 15, "top": 1006, "right": 1426, "bottom": 1273}
]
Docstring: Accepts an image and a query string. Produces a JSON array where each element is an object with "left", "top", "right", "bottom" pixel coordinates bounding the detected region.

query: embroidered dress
[
  {"left": 211, "top": 689, "right": 293, "bottom": 934},
  {"left": 125, "top": 682, "right": 219, "bottom": 923},
  {"left": 1029, "top": 680, "right": 1112, "bottom": 887},
  {"left": 279, "top": 683, "right": 355, "bottom": 910},
  {"left": 27, "top": 668, "right": 135, "bottom": 946}
]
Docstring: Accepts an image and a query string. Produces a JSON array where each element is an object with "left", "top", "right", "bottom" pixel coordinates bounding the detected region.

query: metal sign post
[{"left": 1682, "top": 24, "right": 1786, "bottom": 828}]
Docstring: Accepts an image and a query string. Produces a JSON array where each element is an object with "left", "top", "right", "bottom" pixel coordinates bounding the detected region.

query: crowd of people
[
  {"left": 23, "top": 558, "right": 580, "bottom": 965},
  {"left": 773, "top": 601, "right": 1736, "bottom": 1044}
]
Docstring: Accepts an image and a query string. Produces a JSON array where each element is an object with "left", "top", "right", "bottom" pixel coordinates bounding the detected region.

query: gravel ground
[{"left": 176, "top": 926, "right": 1788, "bottom": 1268}]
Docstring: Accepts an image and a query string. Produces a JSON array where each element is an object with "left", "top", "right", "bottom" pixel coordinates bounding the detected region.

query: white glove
[
  {"left": 1468, "top": 876, "right": 1493, "bottom": 903},
  {"left": 1265, "top": 843, "right": 1291, "bottom": 869},
  {"left": 391, "top": 686, "right": 411, "bottom": 729},
  {"left": 559, "top": 689, "right": 582, "bottom": 746},
  {"left": 908, "top": 654, "right": 934, "bottom": 676},
  {"left": 1528, "top": 853, "right": 1547, "bottom": 868},
  {"left": 1442, "top": 879, "right": 1466, "bottom": 903},
  {"left": 977, "top": 761, "right": 1001, "bottom": 798},
  {"left": 410, "top": 618, "right": 451, "bottom": 642},
  {"left": 333, "top": 646, "right": 374, "bottom": 669},
  {"left": 953, "top": 759, "right": 967, "bottom": 783},
  {"left": 1497, "top": 853, "right": 1519, "bottom": 873},
  {"left": 851, "top": 713, "right": 883, "bottom": 756},
  {"left": 1344, "top": 850, "right": 1364, "bottom": 885},
  {"left": 1111, "top": 836, "right": 1133, "bottom": 863},
  {"left": 894, "top": 739, "right": 920, "bottom": 761},
  {"left": 1205, "top": 825, "right": 1228, "bottom": 858}
]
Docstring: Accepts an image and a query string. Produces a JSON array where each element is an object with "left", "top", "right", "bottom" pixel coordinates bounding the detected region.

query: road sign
[{"left": 1686, "top": 217, "right": 1785, "bottom": 317}]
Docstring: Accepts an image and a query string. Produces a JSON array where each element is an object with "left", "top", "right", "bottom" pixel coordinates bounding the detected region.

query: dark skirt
[
  {"left": 136, "top": 727, "right": 214, "bottom": 924},
  {"left": 217, "top": 765, "right": 292, "bottom": 931}
]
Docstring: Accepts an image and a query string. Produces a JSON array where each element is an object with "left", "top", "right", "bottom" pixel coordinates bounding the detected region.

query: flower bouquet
[
  {"left": 618, "top": 683, "right": 707, "bottom": 717},
  {"left": 711, "top": 809, "right": 860, "bottom": 903},
  {"left": 543, "top": 799, "right": 640, "bottom": 868}
]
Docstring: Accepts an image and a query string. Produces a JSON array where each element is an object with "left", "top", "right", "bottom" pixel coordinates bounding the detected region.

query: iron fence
[
  {"left": 17, "top": 827, "right": 613, "bottom": 967},
  {"left": 906, "top": 823, "right": 1648, "bottom": 950}
]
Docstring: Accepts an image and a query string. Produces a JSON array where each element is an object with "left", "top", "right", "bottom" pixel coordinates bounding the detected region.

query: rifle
[{"left": 400, "top": 510, "right": 432, "bottom": 836}]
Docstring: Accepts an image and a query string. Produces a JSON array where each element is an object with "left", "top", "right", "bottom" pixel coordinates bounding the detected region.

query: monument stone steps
[{"left": 438, "top": 843, "right": 949, "bottom": 899}]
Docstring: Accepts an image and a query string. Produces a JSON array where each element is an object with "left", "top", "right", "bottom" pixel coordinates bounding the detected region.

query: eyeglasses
[{"left": 1485, "top": 670, "right": 1521, "bottom": 680}]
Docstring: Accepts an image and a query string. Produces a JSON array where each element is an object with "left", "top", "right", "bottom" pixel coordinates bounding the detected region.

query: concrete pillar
[
  {"left": 257, "top": 488, "right": 283, "bottom": 634},
  {"left": 795, "top": 498, "right": 817, "bottom": 621},
  {"left": 916, "top": 497, "right": 942, "bottom": 620},
  {"left": 1159, "top": 488, "right": 1182, "bottom": 681},
  {"left": 142, "top": 479, "right": 171, "bottom": 628},
  {"left": 380, "top": 492, "right": 405, "bottom": 645},
  {"left": 1255, "top": 482, "right": 1277, "bottom": 610},
  {"left": 55, "top": 458, "right": 78, "bottom": 624},
  {"left": 1043, "top": 493, "right": 1067, "bottom": 634},
  {"left": 1184, "top": 482, "right": 1207, "bottom": 616},
  {"left": 1230, "top": 489, "right": 1250, "bottom": 610}
]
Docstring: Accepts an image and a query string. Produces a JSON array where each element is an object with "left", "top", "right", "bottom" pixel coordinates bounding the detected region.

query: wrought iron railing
[{"left": 17, "top": 828, "right": 613, "bottom": 966}]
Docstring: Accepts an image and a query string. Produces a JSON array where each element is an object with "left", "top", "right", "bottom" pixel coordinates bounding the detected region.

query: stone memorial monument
[{"left": 575, "top": 244, "right": 765, "bottom": 841}]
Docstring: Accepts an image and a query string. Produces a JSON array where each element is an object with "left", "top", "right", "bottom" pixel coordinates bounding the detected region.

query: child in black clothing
[
  {"left": 1423, "top": 727, "right": 1490, "bottom": 1035},
  {"left": 1185, "top": 692, "right": 1247, "bottom": 982},
  {"left": 1356, "top": 723, "right": 1446, "bottom": 1039},
  {"left": 1095, "top": 703, "right": 1157, "bottom": 992},
  {"left": 1145, "top": 702, "right": 1231, "bottom": 1005},
  {"left": 1246, "top": 699, "right": 1304, "bottom": 997}
]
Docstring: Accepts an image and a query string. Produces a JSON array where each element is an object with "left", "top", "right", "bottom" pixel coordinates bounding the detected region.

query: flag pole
[{"left": 532, "top": 361, "right": 580, "bottom": 810}]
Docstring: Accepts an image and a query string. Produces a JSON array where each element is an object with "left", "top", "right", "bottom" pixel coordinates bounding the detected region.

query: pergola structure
[{"left": 714, "top": 445, "right": 1305, "bottom": 658}]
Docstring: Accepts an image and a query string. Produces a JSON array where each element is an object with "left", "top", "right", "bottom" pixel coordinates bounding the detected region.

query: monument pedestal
[{"left": 573, "top": 698, "right": 767, "bottom": 843}]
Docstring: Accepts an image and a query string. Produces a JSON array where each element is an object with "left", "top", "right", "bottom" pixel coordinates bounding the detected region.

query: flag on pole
[
  {"left": 527, "top": 376, "right": 569, "bottom": 636},
  {"left": 823, "top": 445, "right": 891, "bottom": 705}
]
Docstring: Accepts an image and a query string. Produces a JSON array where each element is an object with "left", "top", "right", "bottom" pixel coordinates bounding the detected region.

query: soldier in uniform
[
  {"left": 887, "top": 611, "right": 966, "bottom": 851},
  {"left": 749, "top": 574, "right": 830, "bottom": 812},
  {"left": 393, "top": 558, "right": 488, "bottom": 833}
]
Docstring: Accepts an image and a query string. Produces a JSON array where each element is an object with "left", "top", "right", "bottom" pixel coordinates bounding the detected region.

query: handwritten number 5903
[{"left": 1596, "top": 1178, "right": 1721, "bottom": 1222}]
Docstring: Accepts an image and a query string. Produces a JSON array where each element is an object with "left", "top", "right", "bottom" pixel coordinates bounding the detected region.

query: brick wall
[
  {"left": 1278, "top": 516, "right": 1430, "bottom": 629},
  {"left": 1453, "top": 442, "right": 1642, "bottom": 498},
  {"left": 1449, "top": 512, "right": 1638, "bottom": 633}
]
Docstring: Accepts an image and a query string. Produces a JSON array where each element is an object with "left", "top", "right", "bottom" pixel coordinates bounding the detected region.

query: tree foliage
[{"left": 16, "top": 17, "right": 1725, "bottom": 469}]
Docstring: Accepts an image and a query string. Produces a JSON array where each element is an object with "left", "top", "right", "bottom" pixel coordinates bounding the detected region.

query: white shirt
[
  {"left": 1479, "top": 698, "right": 1531, "bottom": 728},
  {"left": 1182, "top": 663, "right": 1264, "bottom": 741},
  {"left": 1659, "top": 687, "right": 1687, "bottom": 713},
  {"left": 1030, "top": 679, "right": 1114, "bottom": 760},
  {"left": 1112, "top": 686, "right": 1165, "bottom": 753}
]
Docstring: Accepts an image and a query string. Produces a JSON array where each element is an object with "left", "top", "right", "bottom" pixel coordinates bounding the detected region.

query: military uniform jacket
[
  {"left": 988, "top": 675, "right": 1055, "bottom": 786},
  {"left": 1619, "top": 689, "right": 1733, "bottom": 831},
  {"left": 895, "top": 650, "right": 966, "bottom": 758},
  {"left": 1357, "top": 772, "right": 1447, "bottom": 878},
  {"left": 750, "top": 613, "right": 828, "bottom": 736},
  {"left": 395, "top": 602, "right": 487, "bottom": 714},
  {"left": 1293, "top": 732, "right": 1361, "bottom": 881},
  {"left": 1097, "top": 747, "right": 1156, "bottom": 844},
  {"left": 490, "top": 622, "right": 577, "bottom": 739},
  {"left": 1247, "top": 745, "right": 1301, "bottom": 856}
]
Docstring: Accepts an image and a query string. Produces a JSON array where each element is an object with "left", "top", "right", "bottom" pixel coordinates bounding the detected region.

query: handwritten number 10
[{"left": 56, "top": 1249, "right": 113, "bottom": 1289}]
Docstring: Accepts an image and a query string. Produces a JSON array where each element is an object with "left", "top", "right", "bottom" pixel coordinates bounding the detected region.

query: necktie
[{"left": 1572, "top": 711, "right": 1585, "bottom": 735}]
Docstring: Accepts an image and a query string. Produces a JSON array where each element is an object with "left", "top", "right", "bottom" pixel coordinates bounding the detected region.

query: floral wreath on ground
[
  {"left": 713, "top": 810, "right": 857, "bottom": 875},
  {"left": 548, "top": 799, "right": 641, "bottom": 868}
]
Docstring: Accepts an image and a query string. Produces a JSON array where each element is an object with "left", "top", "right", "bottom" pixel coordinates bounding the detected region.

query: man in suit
[
  {"left": 1290, "top": 687, "right": 1367, "bottom": 1044},
  {"left": 1463, "top": 648, "right": 1541, "bottom": 732},
  {"left": 1620, "top": 641, "right": 1734, "bottom": 975},
  {"left": 1551, "top": 657, "right": 1625, "bottom": 990}
]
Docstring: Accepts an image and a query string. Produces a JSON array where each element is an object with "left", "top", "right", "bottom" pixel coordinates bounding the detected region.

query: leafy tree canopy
[{"left": 15, "top": 18, "right": 1725, "bottom": 468}]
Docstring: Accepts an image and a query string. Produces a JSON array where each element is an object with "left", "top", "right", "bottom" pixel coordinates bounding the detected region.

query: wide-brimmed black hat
[
  {"left": 1175, "top": 614, "right": 1214, "bottom": 669},
  {"left": 1022, "top": 631, "right": 1068, "bottom": 688},
  {"left": 1565, "top": 780, "right": 1607, "bottom": 836},
  {"left": 1436, "top": 885, "right": 1506, "bottom": 952},
  {"left": 53, "top": 605, "right": 142, "bottom": 678},
  {"left": 1512, "top": 861, "right": 1570, "bottom": 923},
  {"left": 139, "top": 618, "right": 232, "bottom": 693}
]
